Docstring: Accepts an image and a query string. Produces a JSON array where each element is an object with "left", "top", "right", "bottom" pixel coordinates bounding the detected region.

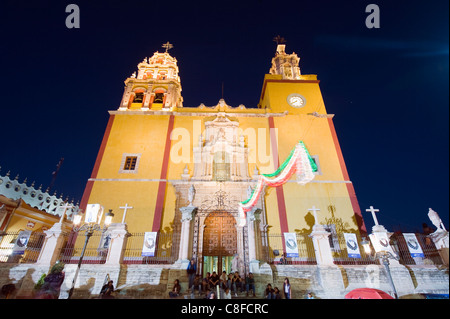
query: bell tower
[
  {"left": 269, "top": 43, "right": 302, "bottom": 80},
  {"left": 118, "top": 42, "right": 183, "bottom": 111}
]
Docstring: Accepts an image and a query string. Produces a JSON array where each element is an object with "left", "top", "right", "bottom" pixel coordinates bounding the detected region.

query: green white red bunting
[{"left": 237, "top": 141, "right": 317, "bottom": 226}]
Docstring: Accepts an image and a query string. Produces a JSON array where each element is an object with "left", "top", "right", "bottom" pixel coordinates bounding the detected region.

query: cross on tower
[
  {"left": 366, "top": 206, "right": 380, "bottom": 226},
  {"left": 273, "top": 35, "right": 286, "bottom": 44},
  {"left": 162, "top": 41, "right": 173, "bottom": 53},
  {"left": 308, "top": 205, "right": 321, "bottom": 225},
  {"left": 120, "top": 203, "right": 134, "bottom": 224}
]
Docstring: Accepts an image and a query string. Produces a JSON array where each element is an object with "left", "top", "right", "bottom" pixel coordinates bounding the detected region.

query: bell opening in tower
[{"left": 154, "top": 93, "right": 164, "bottom": 104}]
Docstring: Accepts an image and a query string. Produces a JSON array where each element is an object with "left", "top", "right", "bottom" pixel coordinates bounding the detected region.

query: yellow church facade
[{"left": 80, "top": 43, "right": 366, "bottom": 270}]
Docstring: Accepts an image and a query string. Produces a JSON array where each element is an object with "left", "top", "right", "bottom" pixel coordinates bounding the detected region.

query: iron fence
[
  {"left": 0, "top": 228, "right": 445, "bottom": 267},
  {"left": 263, "top": 233, "right": 317, "bottom": 265},
  {"left": 0, "top": 230, "right": 46, "bottom": 264},
  {"left": 333, "top": 233, "right": 379, "bottom": 265},
  {"left": 392, "top": 233, "right": 443, "bottom": 265},
  {"left": 58, "top": 231, "right": 108, "bottom": 264},
  {"left": 122, "top": 232, "right": 178, "bottom": 264}
]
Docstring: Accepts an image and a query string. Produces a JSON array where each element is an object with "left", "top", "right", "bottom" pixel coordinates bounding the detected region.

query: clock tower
[{"left": 258, "top": 43, "right": 366, "bottom": 235}]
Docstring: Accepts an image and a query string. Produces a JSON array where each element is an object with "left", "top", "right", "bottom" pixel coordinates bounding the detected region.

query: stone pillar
[
  {"left": 309, "top": 224, "right": 334, "bottom": 266},
  {"left": 247, "top": 208, "right": 260, "bottom": 262},
  {"left": 177, "top": 206, "right": 197, "bottom": 262},
  {"left": 105, "top": 223, "right": 129, "bottom": 265},
  {"left": 370, "top": 224, "right": 401, "bottom": 266},
  {"left": 247, "top": 208, "right": 261, "bottom": 273},
  {"left": 36, "top": 222, "right": 69, "bottom": 266},
  {"left": 429, "top": 230, "right": 449, "bottom": 266},
  {"left": 235, "top": 224, "right": 245, "bottom": 275}
]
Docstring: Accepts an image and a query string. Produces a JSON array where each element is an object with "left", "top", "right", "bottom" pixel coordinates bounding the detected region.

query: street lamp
[
  {"left": 361, "top": 237, "right": 399, "bottom": 299},
  {"left": 67, "top": 204, "right": 114, "bottom": 299}
]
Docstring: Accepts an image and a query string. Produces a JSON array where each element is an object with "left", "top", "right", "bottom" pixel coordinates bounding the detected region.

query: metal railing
[
  {"left": 122, "top": 232, "right": 178, "bottom": 264},
  {"left": 0, "top": 231, "right": 46, "bottom": 264},
  {"left": 0, "top": 229, "right": 445, "bottom": 267},
  {"left": 263, "top": 233, "right": 317, "bottom": 265},
  {"left": 332, "top": 233, "right": 379, "bottom": 265},
  {"left": 392, "top": 233, "right": 443, "bottom": 265},
  {"left": 58, "top": 231, "right": 108, "bottom": 264}
]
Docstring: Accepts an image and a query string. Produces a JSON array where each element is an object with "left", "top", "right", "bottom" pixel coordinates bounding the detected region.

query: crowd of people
[{"left": 168, "top": 258, "right": 312, "bottom": 299}]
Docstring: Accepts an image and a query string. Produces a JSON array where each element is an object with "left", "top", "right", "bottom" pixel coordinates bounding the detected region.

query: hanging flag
[
  {"left": 403, "top": 233, "right": 425, "bottom": 258},
  {"left": 343, "top": 233, "right": 361, "bottom": 258},
  {"left": 369, "top": 232, "right": 397, "bottom": 256},
  {"left": 238, "top": 141, "right": 317, "bottom": 226},
  {"left": 142, "top": 232, "right": 157, "bottom": 257},
  {"left": 12, "top": 230, "right": 32, "bottom": 255},
  {"left": 284, "top": 233, "right": 299, "bottom": 258}
]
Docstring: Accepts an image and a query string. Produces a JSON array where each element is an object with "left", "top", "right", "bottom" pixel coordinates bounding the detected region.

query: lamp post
[
  {"left": 67, "top": 205, "right": 114, "bottom": 299},
  {"left": 361, "top": 237, "right": 399, "bottom": 299}
]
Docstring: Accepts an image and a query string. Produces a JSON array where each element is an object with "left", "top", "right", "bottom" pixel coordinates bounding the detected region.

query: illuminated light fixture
[{"left": 105, "top": 209, "right": 114, "bottom": 226}]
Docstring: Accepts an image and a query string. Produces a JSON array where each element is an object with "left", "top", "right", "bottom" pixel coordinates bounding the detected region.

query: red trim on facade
[
  {"left": 268, "top": 117, "right": 289, "bottom": 244},
  {"left": 80, "top": 180, "right": 94, "bottom": 212},
  {"left": 152, "top": 114, "right": 175, "bottom": 232},
  {"left": 327, "top": 118, "right": 367, "bottom": 235},
  {"left": 79, "top": 115, "right": 115, "bottom": 211},
  {"left": 91, "top": 115, "right": 115, "bottom": 179}
]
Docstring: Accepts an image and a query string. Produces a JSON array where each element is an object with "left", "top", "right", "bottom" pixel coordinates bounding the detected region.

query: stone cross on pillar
[
  {"left": 366, "top": 206, "right": 380, "bottom": 226},
  {"left": 58, "top": 202, "right": 74, "bottom": 223},
  {"left": 120, "top": 203, "right": 133, "bottom": 224},
  {"left": 308, "top": 206, "right": 320, "bottom": 226}
]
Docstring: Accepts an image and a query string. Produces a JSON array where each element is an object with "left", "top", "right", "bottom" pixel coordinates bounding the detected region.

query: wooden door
[{"left": 202, "top": 211, "right": 237, "bottom": 273}]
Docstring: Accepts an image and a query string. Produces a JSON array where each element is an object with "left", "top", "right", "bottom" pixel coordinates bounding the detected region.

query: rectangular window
[
  {"left": 119, "top": 153, "right": 141, "bottom": 174},
  {"left": 123, "top": 156, "right": 137, "bottom": 170}
]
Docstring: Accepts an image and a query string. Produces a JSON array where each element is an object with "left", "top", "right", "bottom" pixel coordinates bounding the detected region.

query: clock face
[{"left": 287, "top": 93, "right": 306, "bottom": 108}]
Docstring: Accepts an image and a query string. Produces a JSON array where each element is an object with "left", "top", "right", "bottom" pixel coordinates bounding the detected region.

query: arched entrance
[{"left": 202, "top": 211, "right": 237, "bottom": 275}]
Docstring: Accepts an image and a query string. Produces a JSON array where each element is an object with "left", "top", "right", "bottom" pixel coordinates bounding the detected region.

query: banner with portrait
[
  {"left": 284, "top": 233, "right": 299, "bottom": 258},
  {"left": 369, "top": 232, "right": 396, "bottom": 255},
  {"left": 343, "top": 233, "right": 361, "bottom": 258},
  {"left": 12, "top": 230, "right": 32, "bottom": 255},
  {"left": 142, "top": 232, "right": 157, "bottom": 257},
  {"left": 403, "top": 233, "right": 424, "bottom": 258}
]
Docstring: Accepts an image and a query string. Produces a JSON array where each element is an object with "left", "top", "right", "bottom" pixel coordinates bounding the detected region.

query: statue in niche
[
  {"left": 188, "top": 185, "right": 195, "bottom": 207},
  {"left": 218, "top": 128, "right": 226, "bottom": 141}
]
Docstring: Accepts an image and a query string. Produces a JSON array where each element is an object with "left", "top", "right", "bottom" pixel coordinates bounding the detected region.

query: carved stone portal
[{"left": 171, "top": 112, "right": 267, "bottom": 275}]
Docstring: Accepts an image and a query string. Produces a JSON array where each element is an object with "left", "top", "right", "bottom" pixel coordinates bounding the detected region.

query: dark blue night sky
[{"left": 0, "top": 0, "right": 448, "bottom": 232}]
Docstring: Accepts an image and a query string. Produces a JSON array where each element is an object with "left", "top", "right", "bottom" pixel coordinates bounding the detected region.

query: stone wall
[{"left": 0, "top": 262, "right": 448, "bottom": 299}]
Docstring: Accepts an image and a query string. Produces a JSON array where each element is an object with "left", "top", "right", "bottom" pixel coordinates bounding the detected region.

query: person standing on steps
[
  {"left": 245, "top": 273, "right": 256, "bottom": 297},
  {"left": 283, "top": 277, "right": 291, "bottom": 299},
  {"left": 187, "top": 258, "right": 197, "bottom": 293}
]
